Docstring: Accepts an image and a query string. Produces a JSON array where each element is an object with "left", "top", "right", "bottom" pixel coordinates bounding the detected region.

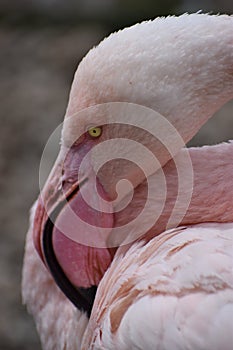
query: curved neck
[
  {"left": 182, "top": 142, "right": 233, "bottom": 225},
  {"left": 115, "top": 141, "right": 233, "bottom": 239}
]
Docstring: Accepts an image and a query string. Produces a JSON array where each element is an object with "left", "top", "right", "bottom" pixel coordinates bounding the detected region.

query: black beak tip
[{"left": 78, "top": 285, "right": 97, "bottom": 318}]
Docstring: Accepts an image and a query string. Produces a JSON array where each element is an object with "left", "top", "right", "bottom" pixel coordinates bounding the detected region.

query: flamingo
[{"left": 22, "top": 13, "right": 233, "bottom": 350}]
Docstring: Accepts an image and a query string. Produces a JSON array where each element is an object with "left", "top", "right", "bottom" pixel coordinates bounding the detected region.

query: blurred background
[{"left": 0, "top": 1, "right": 232, "bottom": 349}]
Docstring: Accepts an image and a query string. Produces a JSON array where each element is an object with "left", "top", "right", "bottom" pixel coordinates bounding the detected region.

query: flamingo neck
[
  {"left": 182, "top": 142, "right": 233, "bottom": 225},
  {"left": 114, "top": 141, "right": 233, "bottom": 241}
]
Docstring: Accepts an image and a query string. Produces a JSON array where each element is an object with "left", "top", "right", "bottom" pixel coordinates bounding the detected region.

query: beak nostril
[{"left": 61, "top": 174, "right": 77, "bottom": 191}]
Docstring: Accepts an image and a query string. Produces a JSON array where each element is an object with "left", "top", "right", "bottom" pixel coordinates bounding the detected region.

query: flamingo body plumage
[{"left": 84, "top": 224, "right": 233, "bottom": 350}]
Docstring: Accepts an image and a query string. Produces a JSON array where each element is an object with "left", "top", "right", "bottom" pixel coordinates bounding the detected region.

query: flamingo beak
[
  {"left": 33, "top": 174, "right": 97, "bottom": 317},
  {"left": 33, "top": 141, "right": 114, "bottom": 316},
  {"left": 43, "top": 179, "right": 97, "bottom": 316}
]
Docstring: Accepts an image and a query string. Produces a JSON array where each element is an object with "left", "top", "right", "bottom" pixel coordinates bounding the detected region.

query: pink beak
[{"left": 33, "top": 144, "right": 114, "bottom": 317}]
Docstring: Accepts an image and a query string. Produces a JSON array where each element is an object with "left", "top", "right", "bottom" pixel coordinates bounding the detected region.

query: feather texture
[{"left": 83, "top": 224, "right": 233, "bottom": 349}]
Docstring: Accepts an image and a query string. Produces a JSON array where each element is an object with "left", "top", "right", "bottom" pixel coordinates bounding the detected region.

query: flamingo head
[{"left": 33, "top": 14, "right": 233, "bottom": 316}]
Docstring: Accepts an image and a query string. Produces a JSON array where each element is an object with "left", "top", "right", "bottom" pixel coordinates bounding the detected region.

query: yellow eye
[{"left": 88, "top": 126, "right": 102, "bottom": 138}]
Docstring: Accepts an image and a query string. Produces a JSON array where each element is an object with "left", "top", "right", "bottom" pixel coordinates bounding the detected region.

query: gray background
[{"left": 1, "top": 1, "right": 233, "bottom": 349}]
